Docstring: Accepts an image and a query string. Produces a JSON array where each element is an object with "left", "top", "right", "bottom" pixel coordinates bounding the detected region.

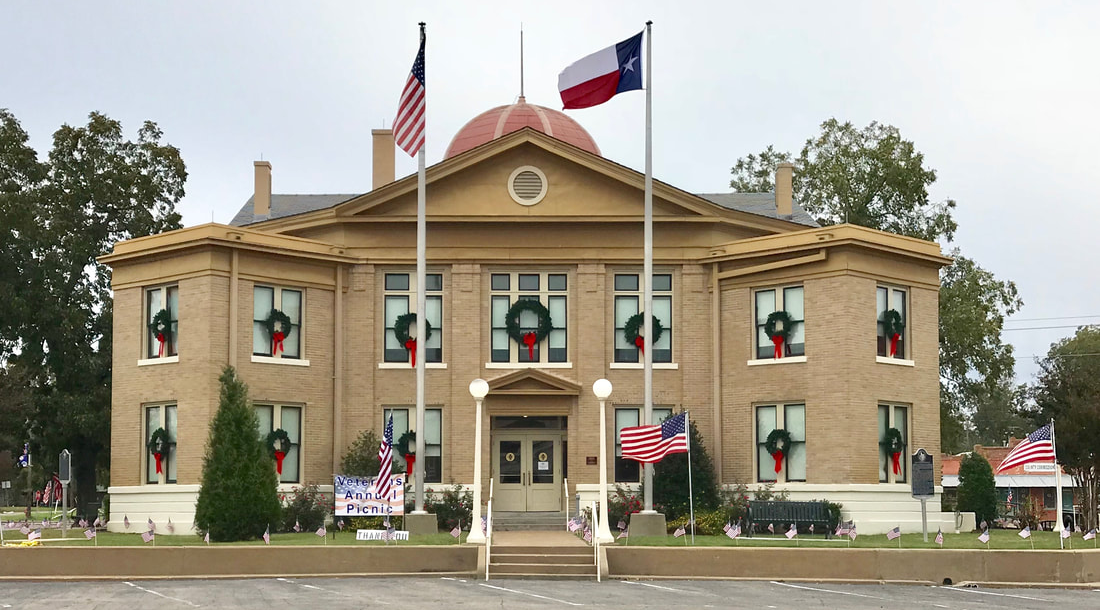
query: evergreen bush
[
  {"left": 194, "top": 367, "right": 281, "bottom": 541},
  {"left": 647, "top": 415, "right": 721, "bottom": 520},
  {"left": 341, "top": 429, "right": 381, "bottom": 477},
  {"left": 957, "top": 451, "right": 998, "bottom": 529}
]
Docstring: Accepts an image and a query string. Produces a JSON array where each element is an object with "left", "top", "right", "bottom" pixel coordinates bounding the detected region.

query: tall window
[
  {"left": 383, "top": 273, "right": 443, "bottom": 363},
  {"left": 490, "top": 272, "right": 567, "bottom": 364},
  {"left": 755, "top": 403, "right": 806, "bottom": 483},
  {"left": 145, "top": 404, "right": 177, "bottom": 484},
  {"left": 614, "top": 273, "right": 672, "bottom": 363},
  {"left": 256, "top": 404, "right": 302, "bottom": 483},
  {"left": 754, "top": 286, "right": 804, "bottom": 359},
  {"left": 383, "top": 407, "right": 442, "bottom": 483},
  {"left": 613, "top": 406, "right": 673, "bottom": 482},
  {"left": 253, "top": 286, "right": 302, "bottom": 358},
  {"left": 878, "top": 404, "right": 909, "bottom": 483},
  {"left": 145, "top": 285, "right": 179, "bottom": 358},
  {"left": 877, "top": 286, "right": 908, "bottom": 359}
]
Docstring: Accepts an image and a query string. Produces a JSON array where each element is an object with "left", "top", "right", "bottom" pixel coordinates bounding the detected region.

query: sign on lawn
[
  {"left": 334, "top": 474, "right": 405, "bottom": 516},
  {"left": 356, "top": 529, "right": 410, "bottom": 541},
  {"left": 911, "top": 448, "right": 934, "bottom": 499}
]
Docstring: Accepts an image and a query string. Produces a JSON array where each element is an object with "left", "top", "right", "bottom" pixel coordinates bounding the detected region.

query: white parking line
[
  {"left": 478, "top": 582, "right": 584, "bottom": 606},
  {"left": 932, "top": 586, "right": 1049, "bottom": 602},
  {"left": 276, "top": 577, "right": 388, "bottom": 603},
  {"left": 622, "top": 580, "right": 690, "bottom": 593},
  {"left": 122, "top": 581, "right": 200, "bottom": 608},
  {"left": 770, "top": 581, "right": 886, "bottom": 600}
]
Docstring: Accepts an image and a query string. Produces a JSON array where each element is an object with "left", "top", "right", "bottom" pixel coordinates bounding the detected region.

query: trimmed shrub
[
  {"left": 341, "top": 429, "right": 381, "bottom": 477},
  {"left": 957, "top": 452, "right": 998, "bottom": 529},
  {"left": 649, "top": 415, "right": 721, "bottom": 519}
]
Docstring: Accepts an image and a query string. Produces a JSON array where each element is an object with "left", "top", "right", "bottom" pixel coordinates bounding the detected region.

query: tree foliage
[
  {"left": 340, "top": 429, "right": 381, "bottom": 477},
  {"left": 1030, "top": 327, "right": 1100, "bottom": 530},
  {"left": 0, "top": 109, "right": 185, "bottom": 515},
  {"left": 195, "top": 367, "right": 281, "bottom": 541},
  {"left": 956, "top": 452, "right": 997, "bottom": 528},
  {"left": 649, "top": 416, "right": 720, "bottom": 519}
]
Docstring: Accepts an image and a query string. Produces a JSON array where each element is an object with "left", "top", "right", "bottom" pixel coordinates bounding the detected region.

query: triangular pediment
[{"left": 487, "top": 369, "right": 581, "bottom": 396}]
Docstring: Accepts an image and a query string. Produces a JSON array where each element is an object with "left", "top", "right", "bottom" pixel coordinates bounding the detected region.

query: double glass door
[{"left": 492, "top": 433, "right": 562, "bottom": 512}]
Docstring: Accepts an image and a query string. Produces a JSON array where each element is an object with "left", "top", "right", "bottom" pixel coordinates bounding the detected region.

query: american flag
[
  {"left": 204, "top": 532, "right": 211, "bottom": 544},
  {"left": 996, "top": 424, "right": 1056, "bottom": 473},
  {"left": 263, "top": 525, "right": 270, "bottom": 545},
  {"left": 767, "top": 523, "right": 775, "bottom": 534},
  {"left": 978, "top": 529, "right": 990, "bottom": 544},
  {"left": 617, "top": 519, "right": 626, "bottom": 530},
  {"left": 836, "top": 522, "right": 849, "bottom": 537},
  {"left": 20, "top": 525, "right": 30, "bottom": 536},
  {"left": 935, "top": 529, "right": 944, "bottom": 546},
  {"left": 1084, "top": 529, "right": 1097, "bottom": 541},
  {"left": 727, "top": 524, "right": 741, "bottom": 539},
  {"left": 620, "top": 412, "right": 689, "bottom": 463},
  {"left": 583, "top": 528, "right": 593, "bottom": 543},
  {"left": 450, "top": 526, "right": 461, "bottom": 538},
  {"left": 374, "top": 414, "right": 395, "bottom": 497},
  {"left": 17, "top": 442, "right": 29, "bottom": 467},
  {"left": 673, "top": 524, "right": 686, "bottom": 538},
  {"left": 166, "top": 519, "right": 175, "bottom": 534},
  {"left": 567, "top": 517, "right": 582, "bottom": 532},
  {"left": 1018, "top": 526, "right": 1031, "bottom": 539},
  {"left": 1061, "top": 526, "right": 1072, "bottom": 539},
  {"left": 482, "top": 516, "right": 487, "bottom": 535},
  {"left": 142, "top": 530, "right": 155, "bottom": 544},
  {"left": 78, "top": 518, "right": 88, "bottom": 529},
  {"left": 148, "top": 518, "right": 155, "bottom": 531},
  {"left": 886, "top": 526, "right": 901, "bottom": 541},
  {"left": 979, "top": 519, "right": 987, "bottom": 530},
  {"left": 809, "top": 524, "right": 815, "bottom": 534},
  {"left": 93, "top": 517, "right": 102, "bottom": 528},
  {"left": 316, "top": 525, "right": 327, "bottom": 538},
  {"left": 1006, "top": 489, "right": 1013, "bottom": 504},
  {"left": 293, "top": 519, "right": 301, "bottom": 533},
  {"left": 394, "top": 28, "right": 426, "bottom": 157},
  {"left": 785, "top": 525, "right": 797, "bottom": 539},
  {"left": 124, "top": 515, "right": 130, "bottom": 529},
  {"left": 84, "top": 528, "right": 96, "bottom": 540},
  {"left": 848, "top": 524, "right": 858, "bottom": 541},
  {"left": 28, "top": 529, "right": 41, "bottom": 541},
  {"left": 387, "top": 524, "right": 396, "bottom": 541},
  {"left": 617, "top": 528, "right": 629, "bottom": 539}
]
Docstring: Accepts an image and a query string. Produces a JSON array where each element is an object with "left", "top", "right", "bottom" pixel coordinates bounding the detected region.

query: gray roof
[
  {"left": 229, "top": 191, "right": 818, "bottom": 228},
  {"left": 694, "top": 192, "right": 820, "bottom": 227},
  {"left": 229, "top": 194, "right": 361, "bottom": 226}
]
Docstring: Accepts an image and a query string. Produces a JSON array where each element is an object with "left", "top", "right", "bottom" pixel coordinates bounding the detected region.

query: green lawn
[
  {"left": 2, "top": 528, "right": 468, "bottom": 547},
  {"left": 622, "top": 529, "right": 1095, "bottom": 550},
  {"left": 1, "top": 507, "right": 70, "bottom": 521}
]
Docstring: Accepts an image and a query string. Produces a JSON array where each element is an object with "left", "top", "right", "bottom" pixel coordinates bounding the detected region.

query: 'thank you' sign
[{"left": 334, "top": 474, "right": 405, "bottom": 516}]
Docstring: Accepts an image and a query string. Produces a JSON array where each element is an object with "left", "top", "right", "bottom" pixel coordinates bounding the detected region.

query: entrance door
[{"left": 492, "top": 433, "right": 562, "bottom": 512}]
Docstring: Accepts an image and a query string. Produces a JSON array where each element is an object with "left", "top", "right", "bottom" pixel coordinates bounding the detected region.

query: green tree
[
  {"left": 1030, "top": 327, "right": 1100, "bottom": 531},
  {"left": 649, "top": 416, "right": 720, "bottom": 519},
  {"left": 729, "top": 121, "right": 1022, "bottom": 453},
  {"left": 956, "top": 452, "right": 997, "bottom": 529},
  {"left": 194, "top": 367, "right": 281, "bottom": 541},
  {"left": 340, "top": 429, "right": 381, "bottom": 477},
  {"left": 0, "top": 110, "right": 184, "bottom": 517}
]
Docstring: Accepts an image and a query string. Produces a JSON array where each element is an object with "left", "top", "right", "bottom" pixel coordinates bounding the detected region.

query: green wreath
[
  {"left": 882, "top": 309, "right": 905, "bottom": 357},
  {"left": 765, "top": 429, "right": 792, "bottom": 473},
  {"left": 623, "top": 313, "right": 664, "bottom": 353},
  {"left": 264, "top": 309, "right": 293, "bottom": 355},
  {"left": 147, "top": 428, "right": 171, "bottom": 474},
  {"left": 396, "top": 430, "right": 416, "bottom": 456},
  {"left": 505, "top": 299, "right": 554, "bottom": 358},
  {"left": 267, "top": 428, "right": 292, "bottom": 475},
  {"left": 764, "top": 311, "right": 793, "bottom": 358},
  {"left": 884, "top": 427, "right": 905, "bottom": 475},
  {"left": 149, "top": 308, "right": 173, "bottom": 356},
  {"left": 393, "top": 312, "right": 433, "bottom": 346}
]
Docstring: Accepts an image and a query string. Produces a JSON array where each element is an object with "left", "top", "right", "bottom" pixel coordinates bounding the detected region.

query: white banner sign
[
  {"left": 1024, "top": 463, "right": 1056, "bottom": 472},
  {"left": 356, "top": 529, "right": 410, "bottom": 541},
  {"left": 334, "top": 474, "right": 405, "bottom": 516}
]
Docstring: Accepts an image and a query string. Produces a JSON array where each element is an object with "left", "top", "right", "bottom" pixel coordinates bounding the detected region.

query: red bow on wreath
[
  {"left": 891, "top": 452, "right": 902, "bottom": 475},
  {"left": 771, "top": 335, "right": 785, "bottom": 359},
  {"left": 156, "top": 332, "right": 167, "bottom": 357},
  {"left": 272, "top": 331, "right": 285, "bottom": 356},
  {"left": 274, "top": 450, "right": 286, "bottom": 475},
  {"left": 889, "top": 333, "right": 901, "bottom": 357},
  {"left": 771, "top": 449, "right": 784, "bottom": 473},
  {"left": 405, "top": 453, "right": 416, "bottom": 476},
  {"left": 153, "top": 452, "right": 164, "bottom": 474},
  {"left": 405, "top": 339, "right": 417, "bottom": 367},
  {"left": 523, "top": 332, "right": 537, "bottom": 359},
  {"left": 634, "top": 336, "right": 646, "bottom": 354}
]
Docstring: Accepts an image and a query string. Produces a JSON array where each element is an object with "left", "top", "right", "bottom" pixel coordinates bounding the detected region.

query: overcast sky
[{"left": 5, "top": 1, "right": 1099, "bottom": 385}]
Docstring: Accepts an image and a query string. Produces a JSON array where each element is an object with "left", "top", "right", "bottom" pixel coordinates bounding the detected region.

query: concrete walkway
[{"left": 491, "top": 530, "right": 588, "bottom": 547}]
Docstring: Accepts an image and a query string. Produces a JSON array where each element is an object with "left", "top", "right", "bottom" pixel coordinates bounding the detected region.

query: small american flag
[
  {"left": 886, "top": 526, "right": 901, "bottom": 541},
  {"left": 1006, "top": 489, "right": 1013, "bottom": 504},
  {"left": 78, "top": 518, "right": 88, "bottom": 529},
  {"left": 338, "top": 519, "right": 346, "bottom": 531},
  {"left": 124, "top": 516, "right": 130, "bottom": 529},
  {"left": 996, "top": 424, "right": 1056, "bottom": 473},
  {"left": 785, "top": 525, "right": 797, "bottom": 540},
  {"left": 617, "top": 519, "right": 626, "bottom": 530},
  {"left": 94, "top": 517, "right": 102, "bottom": 528},
  {"left": 166, "top": 519, "right": 175, "bottom": 534},
  {"left": 767, "top": 523, "right": 775, "bottom": 534},
  {"left": 42, "top": 518, "right": 48, "bottom": 529},
  {"left": 84, "top": 528, "right": 96, "bottom": 540},
  {"left": 28, "top": 529, "right": 41, "bottom": 541},
  {"left": 482, "top": 516, "right": 488, "bottom": 535},
  {"left": 1018, "top": 526, "right": 1031, "bottom": 539},
  {"left": 450, "top": 526, "right": 461, "bottom": 538},
  {"left": 620, "top": 412, "right": 689, "bottom": 463},
  {"left": 809, "top": 524, "right": 814, "bottom": 534},
  {"left": 935, "top": 529, "right": 944, "bottom": 546},
  {"left": 1075, "top": 523, "right": 1083, "bottom": 534},
  {"left": 979, "top": 519, "right": 987, "bottom": 531},
  {"left": 583, "top": 528, "right": 593, "bottom": 543},
  {"left": 293, "top": 519, "right": 301, "bottom": 533},
  {"left": 1084, "top": 529, "right": 1097, "bottom": 541},
  {"left": 978, "top": 529, "right": 990, "bottom": 544},
  {"left": 394, "top": 27, "right": 426, "bottom": 157},
  {"left": 20, "top": 525, "right": 30, "bottom": 536},
  {"left": 375, "top": 413, "right": 395, "bottom": 498},
  {"left": 836, "top": 523, "right": 849, "bottom": 537},
  {"left": 673, "top": 524, "right": 686, "bottom": 538},
  {"left": 727, "top": 524, "right": 741, "bottom": 540},
  {"left": 142, "top": 530, "right": 155, "bottom": 544},
  {"left": 316, "top": 525, "right": 327, "bottom": 538},
  {"left": 148, "top": 518, "right": 155, "bottom": 531},
  {"left": 568, "top": 518, "right": 582, "bottom": 533},
  {"left": 263, "top": 525, "right": 271, "bottom": 545},
  {"left": 1061, "top": 526, "right": 1072, "bottom": 539},
  {"left": 723, "top": 522, "right": 731, "bottom": 533},
  {"left": 204, "top": 532, "right": 211, "bottom": 544},
  {"left": 617, "top": 528, "right": 629, "bottom": 540},
  {"left": 848, "top": 524, "right": 858, "bottom": 541},
  {"left": 386, "top": 524, "right": 396, "bottom": 541}
]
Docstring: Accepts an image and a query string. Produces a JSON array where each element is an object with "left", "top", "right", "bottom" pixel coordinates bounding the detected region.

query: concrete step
[
  {"left": 489, "top": 562, "right": 596, "bottom": 576},
  {"left": 490, "top": 545, "right": 589, "bottom": 555},
  {"left": 492, "top": 522, "right": 568, "bottom": 531},
  {"left": 487, "top": 572, "right": 597, "bottom": 581},
  {"left": 490, "top": 553, "right": 592, "bottom": 566}
]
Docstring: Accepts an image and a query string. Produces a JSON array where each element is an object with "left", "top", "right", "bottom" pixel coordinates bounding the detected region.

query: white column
[
  {"left": 467, "top": 379, "right": 489, "bottom": 544},
  {"left": 594, "top": 379, "right": 614, "bottom": 543}
]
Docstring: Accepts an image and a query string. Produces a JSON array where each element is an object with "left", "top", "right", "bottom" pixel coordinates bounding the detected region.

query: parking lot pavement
[{"left": 0, "top": 577, "right": 1097, "bottom": 609}]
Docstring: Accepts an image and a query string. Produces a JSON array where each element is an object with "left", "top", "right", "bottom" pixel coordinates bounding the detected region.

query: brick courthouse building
[{"left": 101, "top": 100, "right": 953, "bottom": 534}]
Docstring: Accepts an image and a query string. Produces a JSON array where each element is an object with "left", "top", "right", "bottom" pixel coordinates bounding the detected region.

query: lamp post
[
  {"left": 467, "top": 378, "right": 489, "bottom": 544},
  {"left": 593, "top": 379, "right": 615, "bottom": 544}
]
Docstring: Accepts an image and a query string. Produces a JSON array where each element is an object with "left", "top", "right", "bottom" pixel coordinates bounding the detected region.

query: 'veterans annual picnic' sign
[{"left": 334, "top": 474, "right": 405, "bottom": 516}]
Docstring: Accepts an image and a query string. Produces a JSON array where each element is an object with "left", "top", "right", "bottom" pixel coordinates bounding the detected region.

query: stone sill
[
  {"left": 877, "top": 356, "right": 915, "bottom": 367},
  {"left": 747, "top": 355, "right": 807, "bottom": 366},
  {"left": 251, "top": 355, "right": 311, "bottom": 367},
  {"left": 137, "top": 355, "right": 179, "bottom": 366},
  {"left": 608, "top": 362, "right": 679, "bottom": 370},
  {"left": 377, "top": 362, "right": 448, "bottom": 369},
  {"left": 484, "top": 362, "right": 573, "bottom": 369}
]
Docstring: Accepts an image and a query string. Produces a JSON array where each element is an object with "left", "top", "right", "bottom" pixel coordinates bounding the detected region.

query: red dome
[{"left": 444, "top": 97, "right": 601, "bottom": 159}]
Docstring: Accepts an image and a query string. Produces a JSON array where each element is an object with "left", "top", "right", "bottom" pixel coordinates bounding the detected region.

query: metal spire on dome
[{"left": 519, "top": 23, "right": 525, "bottom": 102}]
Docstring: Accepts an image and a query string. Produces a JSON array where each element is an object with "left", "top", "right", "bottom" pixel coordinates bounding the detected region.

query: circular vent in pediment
[{"left": 508, "top": 166, "right": 547, "bottom": 206}]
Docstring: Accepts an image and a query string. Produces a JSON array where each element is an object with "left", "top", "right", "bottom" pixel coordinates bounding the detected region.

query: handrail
[
  {"left": 591, "top": 500, "right": 601, "bottom": 583},
  {"left": 563, "top": 477, "right": 569, "bottom": 528},
  {"left": 485, "top": 478, "right": 494, "bottom": 581}
]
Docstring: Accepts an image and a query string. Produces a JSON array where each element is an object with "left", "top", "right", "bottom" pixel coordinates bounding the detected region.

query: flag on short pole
[
  {"left": 583, "top": 528, "right": 593, "bottom": 543},
  {"left": 374, "top": 414, "right": 395, "bottom": 497},
  {"left": 673, "top": 524, "right": 686, "bottom": 538},
  {"left": 93, "top": 517, "right": 102, "bottom": 528},
  {"left": 482, "top": 516, "right": 487, "bottom": 535},
  {"left": 263, "top": 525, "right": 271, "bottom": 545},
  {"left": 17, "top": 443, "right": 30, "bottom": 467},
  {"left": 557, "top": 30, "right": 644, "bottom": 109},
  {"left": 618, "top": 519, "right": 626, "bottom": 530},
  {"left": 996, "top": 424, "right": 1056, "bottom": 473},
  {"left": 620, "top": 412, "right": 689, "bottom": 463},
  {"left": 978, "top": 529, "right": 990, "bottom": 544},
  {"left": 1084, "top": 529, "right": 1097, "bottom": 541},
  {"left": 142, "top": 530, "right": 155, "bottom": 544},
  {"left": 617, "top": 528, "right": 629, "bottom": 540},
  {"left": 785, "top": 525, "right": 797, "bottom": 540},
  {"left": 727, "top": 524, "right": 741, "bottom": 540},
  {"left": 28, "top": 529, "right": 41, "bottom": 541},
  {"left": 723, "top": 522, "right": 731, "bottom": 533},
  {"left": 935, "top": 529, "right": 944, "bottom": 546},
  {"left": 568, "top": 517, "right": 581, "bottom": 533},
  {"left": 20, "top": 525, "right": 30, "bottom": 536},
  {"left": 84, "top": 528, "right": 96, "bottom": 540},
  {"left": 293, "top": 519, "right": 301, "bottom": 533},
  {"left": 338, "top": 519, "right": 346, "bottom": 531},
  {"left": 394, "top": 28, "right": 426, "bottom": 157},
  {"left": 848, "top": 524, "right": 858, "bottom": 541},
  {"left": 450, "top": 525, "right": 461, "bottom": 539},
  {"left": 79, "top": 518, "right": 88, "bottom": 529},
  {"left": 1075, "top": 523, "right": 1083, "bottom": 534},
  {"left": 767, "top": 523, "right": 775, "bottom": 534},
  {"left": 809, "top": 524, "right": 814, "bottom": 534},
  {"left": 1006, "top": 489, "right": 1013, "bottom": 505},
  {"left": 166, "top": 519, "right": 175, "bottom": 534},
  {"left": 316, "top": 525, "right": 326, "bottom": 538},
  {"left": 979, "top": 519, "right": 987, "bottom": 531},
  {"left": 1061, "top": 526, "right": 1071, "bottom": 539},
  {"left": 886, "top": 526, "right": 901, "bottom": 541},
  {"left": 148, "top": 518, "right": 155, "bottom": 531},
  {"left": 204, "top": 531, "right": 211, "bottom": 544},
  {"left": 124, "top": 516, "right": 131, "bottom": 529},
  {"left": 1018, "top": 525, "right": 1031, "bottom": 539}
]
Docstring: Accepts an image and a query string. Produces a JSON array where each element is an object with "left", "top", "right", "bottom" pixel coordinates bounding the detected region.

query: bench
[{"left": 747, "top": 500, "right": 833, "bottom": 538}]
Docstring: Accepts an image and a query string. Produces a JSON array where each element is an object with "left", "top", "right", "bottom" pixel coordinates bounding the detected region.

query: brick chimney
[
  {"left": 372, "top": 129, "right": 395, "bottom": 189},
  {"left": 253, "top": 161, "right": 272, "bottom": 217},
  {"left": 775, "top": 162, "right": 794, "bottom": 217}
]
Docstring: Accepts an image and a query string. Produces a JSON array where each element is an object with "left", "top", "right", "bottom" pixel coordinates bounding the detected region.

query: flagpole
[
  {"left": 413, "top": 21, "right": 428, "bottom": 516},
  {"left": 1052, "top": 418, "right": 1063, "bottom": 550},
  {"left": 641, "top": 18, "right": 655, "bottom": 516},
  {"left": 686, "top": 411, "right": 695, "bottom": 544}
]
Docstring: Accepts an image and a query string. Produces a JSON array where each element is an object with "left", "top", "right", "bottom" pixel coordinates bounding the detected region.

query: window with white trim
[
  {"left": 754, "top": 286, "right": 804, "bottom": 359},
  {"left": 490, "top": 272, "right": 568, "bottom": 364},
  {"left": 878, "top": 404, "right": 909, "bottom": 483},
  {"left": 145, "top": 285, "right": 179, "bottom": 358},
  {"left": 613, "top": 406, "right": 673, "bottom": 482},
  {"left": 145, "top": 403, "right": 177, "bottom": 484},
  {"left": 383, "top": 407, "right": 442, "bottom": 483},
  {"left": 383, "top": 273, "right": 443, "bottom": 363},
  {"left": 255, "top": 404, "right": 302, "bottom": 483},
  {"left": 613, "top": 273, "right": 672, "bottom": 363},
  {"left": 877, "top": 286, "right": 908, "bottom": 359},
  {"left": 253, "top": 286, "right": 302, "bottom": 358},
  {"left": 755, "top": 403, "right": 806, "bottom": 483}
]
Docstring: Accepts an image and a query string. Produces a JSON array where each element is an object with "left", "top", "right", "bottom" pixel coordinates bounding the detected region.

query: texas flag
[{"left": 558, "top": 31, "right": 644, "bottom": 109}]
